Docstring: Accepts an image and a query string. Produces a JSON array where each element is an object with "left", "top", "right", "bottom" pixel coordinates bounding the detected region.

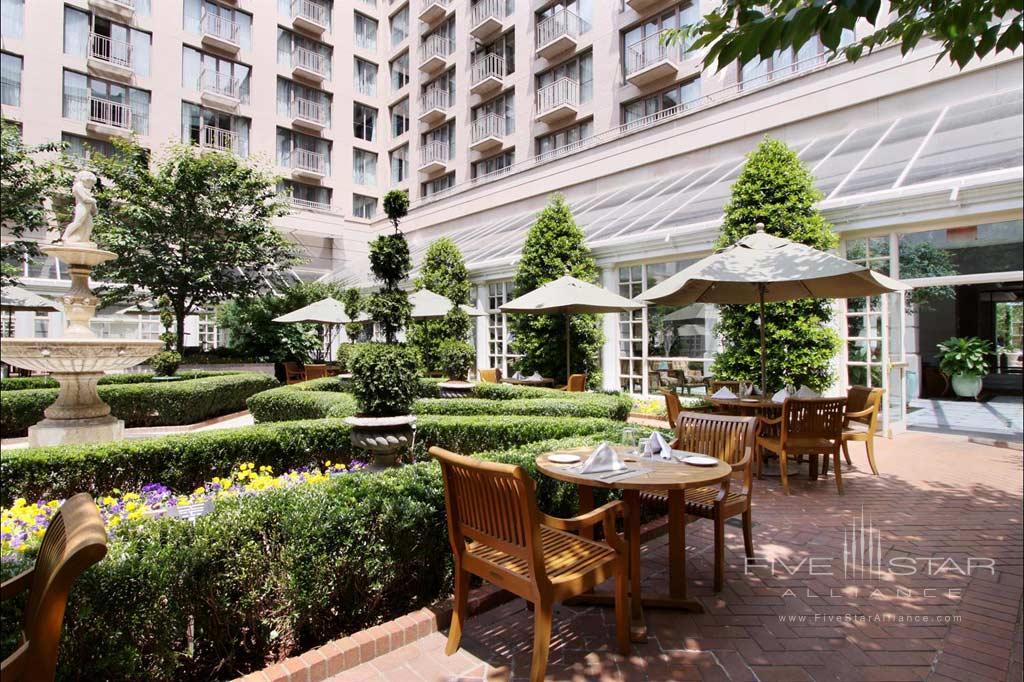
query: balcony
[
  {"left": 470, "top": 0, "right": 507, "bottom": 41},
  {"left": 535, "top": 77, "right": 579, "bottom": 123},
  {"left": 201, "top": 11, "right": 241, "bottom": 53},
  {"left": 470, "top": 53, "right": 505, "bottom": 96},
  {"left": 85, "top": 97, "right": 133, "bottom": 138},
  {"left": 88, "top": 0, "right": 134, "bottom": 19},
  {"left": 535, "top": 9, "right": 584, "bottom": 60},
  {"left": 290, "top": 148, "right": 327, "bottom": 179},
  {"left": 198, "top": 124, "right": 238, "bottom": 154},
  {"left": 292, "top": 47, "right": 328, "bottom": 83},
  {"left": 290, "top": 97, "right": 328, "bottom": 131},
  {"left": 469, "top": 113, "right": 506, "bottom": 153},
  {"left": 419, "top": 34, "right": 453, "bottom": 73},
  {"left": 290, "top": 196, "right": 332, "bottom": 213},
  {"left": 87, "top": 33, "right": 133, "bottom": 80},
  {"left": 418, "top": 0, "right": 451, "bottom": 26},
  {"left": 418, "top": 140, "right": 449, "bottom": 174},
  {"left": 625, "top": 0, "right": 664, "bottom": 10},
  {"left": 625, "top": 31, "right": 692, "bottom": 87},
  {"left": 291, "top": 0, "right": 329, "bottom": 34},
  {"left": 198, "top": 69, "right": 242, "bottom": 111},
  {"left": 418, "top": 87, "right": 451, "bottom": 125}
]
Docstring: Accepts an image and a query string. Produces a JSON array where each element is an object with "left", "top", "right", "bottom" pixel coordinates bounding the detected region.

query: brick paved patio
[{"left": 329, "top": 432, "right": 1022, "bottom": 682}]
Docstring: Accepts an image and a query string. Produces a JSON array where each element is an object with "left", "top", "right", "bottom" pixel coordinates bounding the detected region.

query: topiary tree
[
  {"left": 408, "top": 237, "right": 474, "bottom": 375},
  {"left": 340, "top": 287, "right": 366, "bottom": 342},
  {"left": 711, "top": 138, "right": 841, "bottom": 392},
  {"left": 509, "top": 194, "right": 604, "bottom": 384}
]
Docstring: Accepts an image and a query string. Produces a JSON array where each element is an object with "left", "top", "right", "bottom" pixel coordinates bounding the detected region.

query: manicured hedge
[
  {"left": 413, "top": 395, "right": 632, "bottom": 421},
  {"left": 0, "top": 370, "right": 240, "bottom": 392},
  {"left": 1, "top": 372, "right": 278, "bottom": 436}
]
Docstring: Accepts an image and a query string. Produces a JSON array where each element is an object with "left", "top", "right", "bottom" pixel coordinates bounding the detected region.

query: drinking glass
[{"left": 621, "top": 428, "right": 637, "bottom": 455}]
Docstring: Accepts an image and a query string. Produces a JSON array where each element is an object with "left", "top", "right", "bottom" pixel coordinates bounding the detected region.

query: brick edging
[{"left": 235, "top": 583, "right": 514, "bottom": 682}]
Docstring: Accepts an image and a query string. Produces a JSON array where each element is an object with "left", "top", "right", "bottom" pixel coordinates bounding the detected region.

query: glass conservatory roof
[{"left": 407, "top": 88, "right": 1021, "bottom": 271}]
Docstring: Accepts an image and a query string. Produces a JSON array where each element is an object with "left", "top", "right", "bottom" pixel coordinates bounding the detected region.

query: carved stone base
[
  {"left": 437, "top": 381, "right": 475, "bottom": 399},
  {"left": 28, "top": 415, "right": 124, "bottom": 448},
  {"left": 345, "top": 415, "right": 416, "bottom": 469}
]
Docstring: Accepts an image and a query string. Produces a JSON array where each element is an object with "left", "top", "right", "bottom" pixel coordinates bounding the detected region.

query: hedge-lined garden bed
[
  {"left": 1, "top": 372, "right": 278, "bottom": 436},
  {"left": 0, "top": 370, "right": 241, "bottom": 392}
]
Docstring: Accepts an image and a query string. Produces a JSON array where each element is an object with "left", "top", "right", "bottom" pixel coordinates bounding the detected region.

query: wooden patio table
[{"left": 536, "top": 446, "right": 731, "bottom": 642}]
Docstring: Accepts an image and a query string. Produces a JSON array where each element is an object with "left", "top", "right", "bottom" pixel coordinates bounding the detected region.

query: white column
[
  {"left": 475, "top": 283, "right": 490, "bottom": 373},
  {"left": 601, "top": 267, "right": 619, "bottom": 391}
]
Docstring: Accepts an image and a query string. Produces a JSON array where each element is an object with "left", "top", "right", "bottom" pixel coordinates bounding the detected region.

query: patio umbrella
[
  {"left": 638, "top": 227, "right": 909, "bottom": 394},
  {"left": 1, "top": 286, "right": 60, "bottom": 337},
  {"left": 409, "top": 288, "right": 485, "bottom": 320},
  {"left": 500, "top": 275, "right": 643, "bottom": 382},
  {"left": 273, "top": 297, "right": 352, "bottom": 361}
]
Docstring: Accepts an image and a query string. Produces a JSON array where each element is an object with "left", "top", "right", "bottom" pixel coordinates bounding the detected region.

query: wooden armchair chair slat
[
  {"left": 303, "top": 364, "right": 328, "bottom": 381},
  {"left": 478, "top": 368, "right": 501, "bottom": 383},
  {"left": 431, "top": 447, "right": 629, "bottom": 682},
  {"left": 840, "top": 386, "right": 884, "bottom": 475},
  {"left": 1, "top": 493, "right": 107, "bottom": 682},
  {"left": 559, "top": 374, "right": 587, "bottom": 392},
  {"left": 756, "top": 398, "right": 848, "bottom": 495},
  {"left": 661, "top": 390, "right": 681, "bottom": 430},
  {"left": 642, "top": 412, "right": 758, "bottom": 592},
  {"left": 283, "top": 361, "right": 306, "bottom": 385}
]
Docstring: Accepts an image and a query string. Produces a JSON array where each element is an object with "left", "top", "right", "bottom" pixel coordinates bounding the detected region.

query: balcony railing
[
  {"left": 291, "top": 148, "right": 326, "bottom": 175},
  {"left": 419, "top": 140, "right": 449, "bottom": 167},
  {"left": 291, "top": 0, "right": 328, "bottom": 29},
  {"left": 624, "top": 31, "right": 685, "bottom": 77},
  {"left": 88, "top": 97, "right": 132, "bottom": 130},
  {"left": 291, "top": 97, "right": 328, "bottom": 125},
  {"left": 471, "top": 0, "right": 507, "bottom": 29},
  {"left": 419, "top": 87, "right": 451, "bottom": 113},
  {"left": 292, "top": 47, "right": 328, "bottom": 77},
  {"left": 290, "top": 196, "right": 331, "bottom": 212},
  {"left": 199, "top": 124, "right": 236, "bottom": 153},
  {"left": 89, "top": 33, "right": 133, "bottom": 70},
  {"left": 471, "top": 53, "right": 505, "bottom": 86},
  {"left": 536, "top": 77, "right": 579, "bottom": 116},
  {"left": 419, "top": 34, "right": 454, "bottom": 64},
  {"left": 535, "top": 8, "right": 585, "bottom": 49},
  {"left": 471, "top": 113, "right": 505, "bottom": 144},
  {"left": 199, "top": 69, "right": 241, "bottom": 99},
  {"left": 201, "top": 11, "right": 241, "bottom": 45}
]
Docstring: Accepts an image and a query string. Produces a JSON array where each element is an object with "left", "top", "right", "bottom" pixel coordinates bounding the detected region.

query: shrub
[
  {"left": 436, "top": 340, "right": 475, "bottom": 380},
  {"left": 149, "top": 350, "right": 182, "bottom": 376},
  {"left": 413, "top": 395, "right": 633, "bottom": 421},
  {"left": 937, "top": 336, "right": 992, "bottom": 377},
  {"left": 247, "top": 381, "right": 358, "bottom": 422},
  {"left": 349, "top": 343, "right": 420, "bottom": 416},
  {"left": 1, "top": 370, "right": 237, "bottom": 392},
  {"left": 408, "top": 238, "right": 473, "bottom": 372},
  {"left": 1, "top": 372, "right": 277, "bottom": 436}
]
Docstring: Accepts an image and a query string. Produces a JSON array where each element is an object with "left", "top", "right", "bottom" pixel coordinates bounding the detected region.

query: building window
[
  {"left": 197, "top": 312, "right": 219, "bottom": 350},
  {"left": 282, "top": 180, "right": 332, "bottom": 211},
  {"left": 421, "top": 67, "right": 456, "bottom": 104},
  {"left": 390, "top": 51, "right": 409, "bottom": 90},
  {"left": 62, "top": 70, "right": 151, "bottom": 135},
  {"left": 353, "top": 102, "right": 377, "bottom": 142},
  {"left": 472, "top": 149, "right": 515, "bottom": 180},
  {"left": 62, "top": 133, "right": 119, "bottom": 160},
  {"left": 181, "top": 102, "right": 250, "bottom": 157},
  {"left": 472, "top": 90, "right": 515, "bottom": 135},
  {"left": 354, "top": 57, "right": 377, "bottom": 97},
  {"left": 182, "top": 46, "right": 251, "bottom": 104},
  {"left": 621, "top": 2, "right": 697, "bottom": 79},
  {"left": 277, "top": 78, "right": 332, "bottom": 126},
  {"left": 277, "top": 29, "right": 333, "bottom": 79},
  {"left": 472, "top": 29, "right": 515, "bottom": 75},
  {"left": 486, "top": 281, "right": 521, "bottom": 374},
  {"left": 33, "top": 311, "right": 50, "bottom": 339},
  {"left": 621, "top": 78, "right": 700, "bottom": 126},
  {"left": 352, "top": 194, "right": 377, "bottom": 219},
  {"left": 421, "top": 171, "right": 455, "bottom": 199},
  {"left": 64, "top": 7, "right": 154, "bottom": 77},
  {"left": 1, "top": 0, "right": 24, "bottom": 39},
  {"left": 280, "top": 0, "right": 332, "bottom": 31},
  {"left": 390, "top": 97, "right": 409, "bottom": 137},
  {"left": 536, "top": 50, "right": 593, "bottom": 103},
  {"left": 390, "top": 144, "right": 409, "bottom": 184},
  {"left": 354, "top": 12, "right": 377, "bottom": 51},
  {"left": 535, "top": 118, "right": 593, "bottom": 159},
  {"left": 740, "top": 32, "right": 854, "bottom": 88},
  {"left": 184, "top": 0, "right": 252, "bottom": 51},
  {"left": 276, "top": 127, "right": 331, "bottom": 174},
  {"left": 353, "top": 148, "right": 378, "bottom": 186},
  {"left": 421, "top": 120, "right": 455, "bottom": 160},
  {"left": 0, "top": 51, "right": 21, "bottom": 107},
  {"left": 390, "top": 5, "right": 409, "bottom": 46}
]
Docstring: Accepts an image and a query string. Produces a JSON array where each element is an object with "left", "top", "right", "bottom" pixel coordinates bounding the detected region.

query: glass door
[{"left": 883, "top": 291, "right": 908, "bottom": 435}]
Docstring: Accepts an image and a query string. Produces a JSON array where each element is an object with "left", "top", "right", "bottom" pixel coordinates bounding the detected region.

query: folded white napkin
[
  {"left": 512, "top": 371, "right": 524, "bottom": 380},
  {"left": 712, "top": 387, "right": 737, "bottom": 400},
  {"left": 528, "top": 372, "right": 543, "bottom": 381},
  {"left": 771, "top": 388, "right": 789, "bottom": 404},
  {"left": 579, "top": 442, "right": 627, "bottom": 473},
  {"left": 795, "top": 385, "right": 819, "bottom": 398},
  {"left": 644, "top": 431, "right": 672, "bottom": 458}
]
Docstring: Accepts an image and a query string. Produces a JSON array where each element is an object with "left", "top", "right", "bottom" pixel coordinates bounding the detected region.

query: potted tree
[
  {"left": 937, "top": 336, "right": 992, "bottom": 399},
  {"left": 436, "top": 334, "right": 476, "bottom": 398},
  {"left": 345, "top": 190, "right": 420, "bottom": 468}
]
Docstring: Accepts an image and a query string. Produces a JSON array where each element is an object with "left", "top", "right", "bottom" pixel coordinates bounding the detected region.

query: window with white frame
[
  {"left": 353, "top": 102, "right": 377, "bottom": 141},
  {"left": 390, "top": 5, "right": 408, "bottom": 46},
  {"left": 390, "top": 51, "right": 409, "bottom": 90},
  {"left": 390, "top": 97, "right": 409, "bottom": 136},
  {"left": 352, "top": 194, "right": 377, "bottom": 218},
  {"left": 353, "top": 148, "right": 377, "bottom": 185},
  {"left": 277, "top": 29, "right": 333, "bottom": 79},
  {"left": 844, "top": 236, "right": 890, "bottom": 389},
  {"left": 198, "top": 312, "right": 219, "bottom": 349},
  {"left": 1, "top": 51, "right": 22, "bottom": 106},
  {"left": 354, "top": 12, "right": 377, "bottom": 50},
  {"left": 1, "top": 0, "right": 24, "bottom": 39},
  {"left": 486, "top": 281, "right": 521, "bottom": 374},
  {"left": 354, "top": 57, "right": 377, "bottom": 96},
  {"left": 421, "top": 171, "right": 455, "bottom": 198},
  {"left": 33, "top": 312, "right": 50, "bottom": 339},
  {"left": 390, "top": 144, "right": 409, "bottom": 184}
]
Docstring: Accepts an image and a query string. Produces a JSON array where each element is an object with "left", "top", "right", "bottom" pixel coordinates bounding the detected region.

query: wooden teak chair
[
  {"left": 1, "top": 493, "right": 107, "bottom": 681},
  {"left": 661, "top": 389, "right": 681, "bottom": 430},
  {"left": 478, "top": 368, "right": 501, "bottom": 383},
  {"left": 283, "top": 361, "right": 305, "bottom": 385},
  {"left": 303, "top": 364, "right": 328, "bottom": 380},
  {"left": 757, "top": 398, "right": 848, "bottom": 495},
  {"left": 431, "top": 447, "right": 630, "bottom": 682},
  {"left": 559, "top": 373, "right": 587, "bottom": 392},
  {"left": 644, "top": 412, "right": 758, "bottom": 592},
  {"left": 841, "top": 386, "right": 883, "bottom": 475}
]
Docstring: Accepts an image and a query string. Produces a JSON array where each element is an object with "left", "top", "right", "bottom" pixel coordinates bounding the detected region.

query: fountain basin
[{"left": 1, "top": 339, "right": 164, "bottom": 374}]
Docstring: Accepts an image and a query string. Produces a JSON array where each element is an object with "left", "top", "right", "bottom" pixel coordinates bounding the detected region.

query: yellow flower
[
  {"left": 103, "top": 496, "right": 117, "bottom": 506},
  {"left": 109, "top": 516, "right": 121, "bottom": 527}
]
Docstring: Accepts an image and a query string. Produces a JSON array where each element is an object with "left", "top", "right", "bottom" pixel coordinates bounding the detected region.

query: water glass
[{"left": 621, "top": 428, "right": 637, "bottom": 455}]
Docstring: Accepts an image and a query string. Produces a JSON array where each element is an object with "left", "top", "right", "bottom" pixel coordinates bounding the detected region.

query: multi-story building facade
[{"left": 2, "top": 0, "right": 1022, "bottom": 433}]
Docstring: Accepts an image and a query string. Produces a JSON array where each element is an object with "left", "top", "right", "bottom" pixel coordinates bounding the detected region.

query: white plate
[
  {"left": 682, "top": 455, "right": 719, "bottom": 467},
  {"left": 549, "top": 453, "right": 581, "bottom": 464},
  {"left": 740, "top": 398, "right": 759, "bottom": 402}
]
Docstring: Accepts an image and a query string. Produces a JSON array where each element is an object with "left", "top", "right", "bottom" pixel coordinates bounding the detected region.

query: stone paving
[
  {"left": 907, "top": 396, "right": 1023, "bottom": 442},
  {"left": 328, "top": 431, "right": 1023, "bottom": 682}
]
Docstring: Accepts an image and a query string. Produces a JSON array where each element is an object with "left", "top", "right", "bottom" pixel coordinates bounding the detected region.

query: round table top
[
  {"left": 536, "top": 445, "right": 731, "bottom": 491},
  {"left": 709, "top": 396, "right": 781, "bottom": 410}
]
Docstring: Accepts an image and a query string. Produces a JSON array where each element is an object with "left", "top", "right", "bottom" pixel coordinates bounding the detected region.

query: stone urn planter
[
  {"left": 437, "top": 380, "right": 475, "bottom": 399},
  {"left": 951, "top": 374, "right": 983, "bottom": 399},
  {"left": 345, "top": 414, "right": 416, "bottom": 469}
]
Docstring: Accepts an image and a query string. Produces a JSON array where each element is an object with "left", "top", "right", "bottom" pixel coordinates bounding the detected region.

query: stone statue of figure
[{"left": 59, "top": 170, "right": 99, "bottom": 245}]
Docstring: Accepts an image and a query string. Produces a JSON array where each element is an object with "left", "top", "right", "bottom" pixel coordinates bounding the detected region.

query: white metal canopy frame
[
  {"left": 638, "top": 228, "right": 910, "bottom": 394},
  {"left": 500, "top": 275, "right": 643, "bottom": 382}
]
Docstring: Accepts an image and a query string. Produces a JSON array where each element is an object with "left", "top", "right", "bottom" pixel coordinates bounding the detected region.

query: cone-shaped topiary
[
  {"left": 509, "top": 194, "right": 603, "bottom": 385},
  {"left": 710, "top": 138, "right": 841, "bottom": 392}
]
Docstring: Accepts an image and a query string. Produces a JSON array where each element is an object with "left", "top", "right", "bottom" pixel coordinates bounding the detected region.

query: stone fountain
[{"left": 1, "top": 171, "right": 163, "bottom": 447}]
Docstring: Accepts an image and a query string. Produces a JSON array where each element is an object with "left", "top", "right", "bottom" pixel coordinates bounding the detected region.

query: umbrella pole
[
  {"left": 758, "top": 284, "right": 768, "bottom": 396},
  {"left": 565, "top": 315, "right": 571, "bottom": 384}
]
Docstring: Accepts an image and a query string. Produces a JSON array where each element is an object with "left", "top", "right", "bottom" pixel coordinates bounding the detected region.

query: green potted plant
[
  {"left": 936, "top": 336, "right": 992, "bottom": 399},
  {"left": 436, "top": 336, "right": 476, "bottom": 398},
  {"left": 345, "top": 190, "right": 420, "bottom": 468}
]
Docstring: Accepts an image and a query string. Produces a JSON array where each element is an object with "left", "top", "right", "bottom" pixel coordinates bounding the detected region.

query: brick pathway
[{"left": 329, "top": 432, "right": 1023, "bottom": 682}]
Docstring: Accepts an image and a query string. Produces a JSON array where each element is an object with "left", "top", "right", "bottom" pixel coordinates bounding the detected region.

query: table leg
[
  {"left": 668, "top": 490, "right": 687, "bottom": 600},
  {"left": 809, "top": 454, "right": 819, "bottom": 480},
  {"left": 624, "top": 489, "right": 646, "bottom": 642},
  {"left": 577, "top": 485, "right": 595, "bottom": 540}
]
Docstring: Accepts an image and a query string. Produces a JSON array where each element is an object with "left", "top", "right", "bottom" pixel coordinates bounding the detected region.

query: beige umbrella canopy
[
  {"left": 638, "top": 228, "right": 909, "bottom": 393},
  {"left": 501, "top": 275, "right": 642, "bottom": 382},
  {"left": 1, "top": 286, "right": 60, "bottom": 313},
  {"left": 409, "top": 289, "right": 485, "bottom": 320},
  {"left": 273, "top": 297, "right": 354, "bottom": 361}
]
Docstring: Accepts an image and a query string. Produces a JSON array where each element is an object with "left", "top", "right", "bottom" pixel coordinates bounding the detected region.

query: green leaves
[
  {"left": 937, "top": 336, "right": 993, "bottom": 377},
  {"left": 408, "top": 238, "right": 473, "bottom": 373},
  {"left": 349, "top": 343, "right": 421, "bottom": 416}
]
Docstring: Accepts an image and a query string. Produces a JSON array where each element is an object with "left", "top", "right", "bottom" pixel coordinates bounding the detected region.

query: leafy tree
[
  {"left": 897, "top": 240, "right": 958, "bottom": 312},
  {"left": 664, "top": 0, "right": 1022, "bottom": 72},
  {"left": 366, "top": 190, "right": 412, "bottom": 343},
  {"left": 89, "top": 141, "right": 295, "bottom": 353},
  {"left": 408, "top": 238, "right": 473, "bottom": 373},
  {"left": 341, "top": 287, "right": 367, "bottom": 341},
  {"left": 509, "top": 195, "right": 603, "bottom": 384},
  {"left": 711, "top": 138, "right": 841, "bottom": 392},
  {"left": 0, "top": 121, "right": 68, "bottom": 287}
]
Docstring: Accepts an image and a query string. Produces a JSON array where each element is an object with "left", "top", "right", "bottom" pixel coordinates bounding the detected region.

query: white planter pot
[{"left": 951, "top": 374, "right": 983, "bottom": 399}]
